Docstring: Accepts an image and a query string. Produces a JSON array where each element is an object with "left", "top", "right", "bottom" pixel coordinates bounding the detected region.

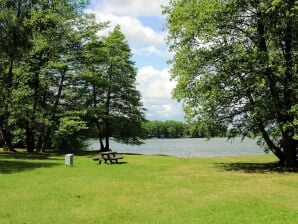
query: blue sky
[{"left": 87, "top": 0, "right": 184, "bottom": 121}]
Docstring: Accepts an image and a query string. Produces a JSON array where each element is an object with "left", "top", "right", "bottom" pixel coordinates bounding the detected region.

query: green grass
[{"left": 0, "top": 150, "right": 297, "bottom": 224}]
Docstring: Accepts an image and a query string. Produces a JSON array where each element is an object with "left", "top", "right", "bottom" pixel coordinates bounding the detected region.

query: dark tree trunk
[
  {"left": 104, "top": 91, "right": 111, "bottom": 151},
  {"left": 25, "top": 122, "right": 35, "bottom": 153},
  {"left": 0, "top": 116, "right": 15, "bottom": 152},
  {"left": 99, "top": 137, "right": 105, "bottom": 151},
  {"left": 95, "top": 123, "right": 105, "bottom": 151},
  {"left": 253, "top": 4, "right": 297, "bottom": 167},
  {"left": 92, "top": 85, "right": 106, "bottom": 152},
  {"left": 283, "top": 0, "right": 294, "bottom": 111},
  {"left": 0, "top": 59, "right": 16, "bottom": 152},
  {"left": 282, "top": 136, "right": 297, "bottom": 167},
  {"left": 103, "top": 63, "right": 113, "bottom": 152},
  {"left": 26, "top": 61, "right": 42, "bottom": 152},
  {"left": 104, "top": 131, "right": 110, "bottom": 151},
  {"left": 36, "top": 134, "right": 43, "bottom": 152},
  {"left": 40, "top": 127, "right": 52, "bottom": 153},
  {"left": 257, "top": 122, "right": 285, "bottom": 164},
  {"left": 40, "top": 68, "right": 66, "bottom": 152},
  {"left": 280, "top": 1, "right": 296, "bottom": 168}
]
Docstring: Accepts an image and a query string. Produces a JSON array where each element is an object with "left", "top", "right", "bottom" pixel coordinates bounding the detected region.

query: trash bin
[{"left": 65, "top": 154, "right": 73, "bottom": 166}]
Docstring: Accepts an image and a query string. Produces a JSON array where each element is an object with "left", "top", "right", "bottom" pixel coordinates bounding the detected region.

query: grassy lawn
[{"left": 0, "top": 150, "right": 297, "bottom": 224}]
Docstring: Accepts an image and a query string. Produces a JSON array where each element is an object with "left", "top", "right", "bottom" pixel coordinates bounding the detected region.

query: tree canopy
[
  {"left": 164, "top": 0, "right": 298, "bottom": 166},
  {"left": 82, "top": 26, "right": 146, "bottom": 151},
  {"left": 0, "top": 0, "right": 146, "bottom": 152}
]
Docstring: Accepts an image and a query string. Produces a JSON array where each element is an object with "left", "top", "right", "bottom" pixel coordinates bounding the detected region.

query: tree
[
  {"left": 143, "top": 120, "right": 186, "bottom": 138},
  {"left": 83, "top": 26, "right": 146, "bottom": 151},
  {"left": 164, "top": 0, "right": 298, "bottom": 167},
  {"left": 143, "top": 120, "right": 226, "bottom": 138},
  {"left": 143, "top": 120, "right": 165, "bottom": 138},
  {"left": 0, "top": 0, "right": 33, "bottom": 151},
  {"left": 185, "top": 121, "right": 227, "bottom": 138},
  {"left": 0, "top": 0, "right": 90, "bottom": 152}
]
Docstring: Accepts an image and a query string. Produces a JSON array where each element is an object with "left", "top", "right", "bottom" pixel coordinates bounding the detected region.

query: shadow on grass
[
  {"left": 0, "top": 152, "right": 61, "bottom": 161},
  {"left": 0, "top": 152, "right": 61, "bottom": 174},
  {"left": 215, "top": 162, "right": 298, "bottom": 173},
  {"left": 102, "top": 161, "right": 128, "bottom": 165},
  {"left": 0, "top": 160, "right": 59, "bottom": 174}
]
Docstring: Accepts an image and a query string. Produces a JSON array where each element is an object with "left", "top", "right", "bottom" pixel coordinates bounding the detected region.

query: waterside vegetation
[
  {"left": 143, "top": 120, "right": 227, "bottom": 138},
  {"left": 0, "top": 1, "right": 145, "bottom": 153}
]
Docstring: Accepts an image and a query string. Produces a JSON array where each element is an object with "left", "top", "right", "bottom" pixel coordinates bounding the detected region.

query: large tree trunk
[
  {"left": 40, "top": 127, "right": 51, "bottom": 153},
  {"left": 254, "top": 3, "right": 297, "bottom": 168},
  {"left": 103, "top": 63, "right": 113, "bottom": 152},
  {"left": 92, "top": 85, "right": 106, "bottom": 151},
  {"left": 0, "top": 116, "right": 16, "bottom": 152},
  {"left": 104, "top": 90, "right": 111, "bottom": 151},
  {"left": 282, "top": 136, "right": 297, "bottom": 167},
  {"left": 40, "top": 67, "right": 66, "bottom": 152},
  {"left": 25, "top": 122, "right": 35, "bottom": 153},
  {"left": 257, "top": 122, "right": 285, "bottom": 164},
  {"left": 99, "top": 137, "right": 105, "bottom": 151},
  {"left": 104, "top": 129, "right": 110, "bottom": 151},
  {"left": 95, "top": 123, "right": 105, "bottom": 151},
  {"left": 0, "top": 58, "right": 16, "bottom": 152},
  {"left": 26, "top": 60, "right": 42, "bottom": 153}
]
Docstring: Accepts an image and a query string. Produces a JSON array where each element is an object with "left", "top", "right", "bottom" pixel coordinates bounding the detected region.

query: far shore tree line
[
  {"left": 0, "top": 0, "right": 145, "bottom": 153},
  {"left": 143, "top": 120, "right": 227, "bottom": 138}
]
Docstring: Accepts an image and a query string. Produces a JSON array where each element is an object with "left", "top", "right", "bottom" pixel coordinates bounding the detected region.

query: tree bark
[
  {"left": 281, "top": 0, "right": 296, "bottom": 167},
  {"left": 25, "top": 121, "right": 35, "bottom": 153},
  {"left": 283, "top": 0, "right": 294, "bottom": 111},
  {"left": 95, "top": 122, "right": 105, "bottom": 151},
  {"left": 92, "top": 84, "right": 106, "bottom": 151},
  {"left": 26, "top": 53, "right": 44, "bottom": 153},
  {"left": 251, "top": 3, "right": 298, "bottom": 167},
  {"left": 282, "top": 135, "right": 297, "bottom": 167},
  {"left": 0, "top": 116, "right": 15, "bottom": 152},
  {"left": 104, "top": 70, "right": 112, "bottom": 151},
  {"left": 99, "top": 135, "right": 105, "bottom": 151},
  {"left": 257, "top": 122, "right": 285, "bottom": 164},
  {"left": 104, "top": 125, "right": 110, "bottom": 151},
  {"left": 40, "top": 67, "right": 66, "bottom": 152},
  {"left": 239, "top": 71, "right": 286, "bottom": 164}
]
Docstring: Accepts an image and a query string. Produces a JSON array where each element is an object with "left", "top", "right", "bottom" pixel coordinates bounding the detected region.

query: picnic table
[{"left": 93, "top": 151, "right": 124, "bottom": 164}]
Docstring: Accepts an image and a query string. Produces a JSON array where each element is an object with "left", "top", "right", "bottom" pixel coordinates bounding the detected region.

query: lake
[{"left": 87, "top": 137, "right": 267, "bottom": 157}]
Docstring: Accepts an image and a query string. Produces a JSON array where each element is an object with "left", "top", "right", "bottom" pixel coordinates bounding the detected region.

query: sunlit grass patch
[{"left": 0, "top": 152, "right": 297, "bottom": 224}]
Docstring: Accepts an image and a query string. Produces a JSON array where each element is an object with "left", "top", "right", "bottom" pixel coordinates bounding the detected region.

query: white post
[{"left": 65, "top": 154, "right": 74, "bottom": 166}]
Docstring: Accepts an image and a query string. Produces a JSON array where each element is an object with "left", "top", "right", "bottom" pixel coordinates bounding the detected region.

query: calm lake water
[{"left": 87, "top": 137, "right": 267, "bottom": 158}]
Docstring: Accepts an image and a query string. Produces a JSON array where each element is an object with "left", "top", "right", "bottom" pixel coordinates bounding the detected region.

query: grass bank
[{"left": 0, "top": 151, "right": 297, "bottom": 224}]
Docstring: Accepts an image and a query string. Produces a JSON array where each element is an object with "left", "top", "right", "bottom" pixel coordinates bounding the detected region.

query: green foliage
[
  {"left": 0, "top": 1, "right": 145, "bottom": 152},
  {"left": 144, "top": 120, "right": 186, "bottom": 138},
  {"left": 143, "top": 120, "right": 227, "bottom": 138},
  {"left": 82, "top": 26, "right": 146, "bottom": 150},
  {"left": 164, "top": 0, "right": 298, "bottom": 166},
  {"left": 52, "top": 112, "right": 88, "bottom": 151}
]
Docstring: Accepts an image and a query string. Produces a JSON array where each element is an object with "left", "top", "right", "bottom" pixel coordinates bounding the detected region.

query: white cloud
[
  {"left": 137, "top": 66, "right": 184, "bottom": 120},
  {"left": 90, "top": 0, "right": 169, "bottom": 17},
  {"left": 87, "top": 0, "right": 184, "bottom": 121},
  {"left": 137, "top": 66, "right": 174, "bottom": 98},
  {"left": 133, "top": 46, "right": 169, "bottom": 57},
  {"left": 87, "top": 11, "right": 166, "bottom": 48},
  {"left": 87, "top": 0, "right": 170, "bottom": 57}
]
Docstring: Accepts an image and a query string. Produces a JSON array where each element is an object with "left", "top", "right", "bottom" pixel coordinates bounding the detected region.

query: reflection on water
[{"left": 87, "top": 137, "right": 267, "bottom": 158}]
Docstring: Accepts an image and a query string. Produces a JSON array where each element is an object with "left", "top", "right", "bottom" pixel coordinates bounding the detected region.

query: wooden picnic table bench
[{"left": 93, "top": 151, "right": 124, "bottom": 164}]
